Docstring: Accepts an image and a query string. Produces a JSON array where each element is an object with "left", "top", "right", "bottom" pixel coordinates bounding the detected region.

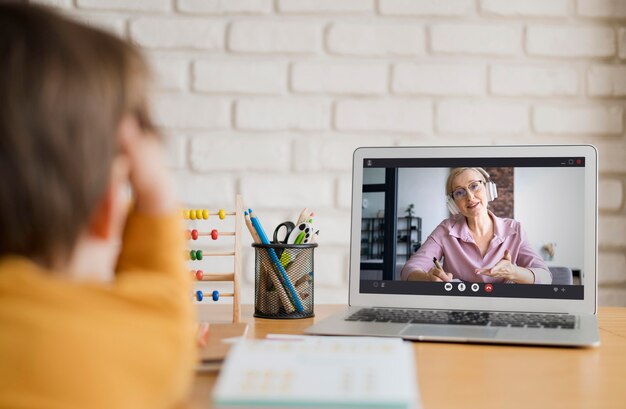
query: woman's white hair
[{"left": 445, "top": 167, "right": 491, "bottom": 196}]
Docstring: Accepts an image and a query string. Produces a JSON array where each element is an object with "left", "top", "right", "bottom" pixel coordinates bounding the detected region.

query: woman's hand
[
  {"left": 475, "top": 250, "right": 535, "bottom": 284},
  {"left": 406, "top": 266, "right": 453, "bottom": 282}
]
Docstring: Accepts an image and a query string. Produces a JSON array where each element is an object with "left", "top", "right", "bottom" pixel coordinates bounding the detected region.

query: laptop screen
[{"left": 357, "top": 151, "right": 592, "bottom": 303}]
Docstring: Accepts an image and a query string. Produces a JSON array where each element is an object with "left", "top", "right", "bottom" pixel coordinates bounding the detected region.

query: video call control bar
[{"left": 360, "top": 280, "right": 585, "bottom": 300}]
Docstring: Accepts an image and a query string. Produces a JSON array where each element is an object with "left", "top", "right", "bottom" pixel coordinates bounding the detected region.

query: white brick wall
[
  {"left": 236, "top": 98, "right": 331, "bottom": 130},
  {"left": 490, "top": 65, "right": 578, "bottom": 97},
  {"left": 526, "top": 26, "right": 616, "bottom": 58},
  {"left": 291, "top": 62, "right": 387, "bottom": 95},
  {"left": 393, "top": 64, "right": 485, "bottom": 96},
  {"left": 153, "top": 95, "right": 230, "bottom": 129},
  {"left": 229, "top": 21, "right": 321, "bottom": 53},
  {"left": 151, "top": 57, "right": 189, "bottom": 92},
  {"left": 599, "top": 179, "right": 624, "bottom": 211},
  {"left": 77, "top": 0, "right": 170, "bottom": 12},
  {"left": 178, "top": 0, "right": 272, "bottom": 15},
  {"left": 431, "top": 24, "right": 522, "bottom": 56},
  {"left": 587, "top": 65, "right": 626, "bottom": 97},
  {"left": 327, "top": 23, "right": 425, "bottom": 56},
  {"left": 130, "top": 18, "right": 224, "bottom": 49},
  {"left": 335, "top": 99, "right": 432, "bottom": 133},
  {"left": 189, "top": 135, "right": 290, "bottom": 172},
  {"left": 480, "top": 0, "right": 569, "bottom": 17},
  {"left": 277, "top": 0, "right": 373, "bottom": 14},
  {"left": 194, "top": 61, "right": 287, "bottom": 94},
  {"left": 44, "top": 0, "right": 626, "bottom": 306},
  {"left": 380, "top": 0, "right": 474, "bottom": 16},
  {"left": 577, "top": 0, "right": 626, "bottom": 18},
  {"left": 533, "top": 105, "right": 623, "bottom": 135},
  {"left": 438, "top": 101, "right": 528, "bottom": 135}
]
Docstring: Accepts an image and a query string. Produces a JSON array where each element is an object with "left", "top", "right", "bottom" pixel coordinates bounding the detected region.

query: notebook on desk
[{"left": 305, "top": 145, "right": 600, "bottom": 347}]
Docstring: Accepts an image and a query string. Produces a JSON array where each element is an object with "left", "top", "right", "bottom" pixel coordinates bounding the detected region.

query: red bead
[
  {"left": 191, "top": 229, "right": 199, "bottom": 240},
  {"left": 211, "top": 229, "right": 218, "bottom": 240},
  {"left": 195, "top": 270, "right": 203, "bottom": 281}
]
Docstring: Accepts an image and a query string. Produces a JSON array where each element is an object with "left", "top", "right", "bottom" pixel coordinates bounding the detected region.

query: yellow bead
[
  {"left": 189, "top": 210, "right": 196, "bottom": 220},
  {"left": 218, "top": 209, "right": 226, "bottom": 220},
  {"left": 195, "top": 209, "right": 203, "bottom": 219},
  {"left": 202, "top": 209, "right": 209, "bottom": 219},
  {"left": 183, "top": 209, "right": 190, "bottom": 220}
]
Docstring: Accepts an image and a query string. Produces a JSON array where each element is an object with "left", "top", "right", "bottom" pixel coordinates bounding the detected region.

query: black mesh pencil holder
[{"left": 252, "top": 243, "right": 317, "bottom": 319}]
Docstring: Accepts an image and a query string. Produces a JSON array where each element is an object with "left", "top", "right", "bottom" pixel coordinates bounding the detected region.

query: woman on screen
[{"left": 401, "top": 167, "right": 551, "bottom": 284}]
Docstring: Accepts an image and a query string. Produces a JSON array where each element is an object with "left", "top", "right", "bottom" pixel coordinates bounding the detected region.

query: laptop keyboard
[{"left": 346, "top": 308, "right": 576, "bottom": 329}]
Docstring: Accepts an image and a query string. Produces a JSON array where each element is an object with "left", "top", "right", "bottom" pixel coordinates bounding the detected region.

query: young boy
[{"left": 0, "top": 4, "right": 196, "bottom": 408}]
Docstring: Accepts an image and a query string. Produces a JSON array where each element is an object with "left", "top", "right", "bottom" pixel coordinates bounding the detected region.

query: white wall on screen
[
  {"left": 514, "top": 167, "right": 585, "bottom": 272},
  {"left": 397, "top": 168, "right": 449, "bottom": 241}
]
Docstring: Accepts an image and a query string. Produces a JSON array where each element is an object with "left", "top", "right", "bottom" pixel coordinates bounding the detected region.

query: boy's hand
[{"left": 117, "top": 116, "right": 176, "bottom": 214}]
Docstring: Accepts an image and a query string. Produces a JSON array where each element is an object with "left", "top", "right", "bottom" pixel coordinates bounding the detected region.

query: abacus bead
[
  {"left": 202, "top": 209, "right": 209, "bottom": 219},
  {"left": 190, "top": 250, "right": 197, "bottom": 261},
  {"left": 189, "top": 211, "right": 196, "bottom": 220},
  {"left": 195, "top": 270, "right": 203, "bottom": 281},
  {"left": 212, "top": 290, "right": 219, "bottom": 302},
  {"left": 211, "top": 229, "right": 218, "bottom": 240},
  {"left": 195, "top": 209, "right": 203, "bottom": 219},
  {"left": 191, "top": 229, "right": 199, "bottom": 240},
  {"left": 185, "top": 251, "right": 191, "bottom": 260},
  {"left": 196, "top": 250, "right": 203, "bottom": 260},
  {"left": 196, "top": 290, "right": 203, "bottom": 302},
  {"left": 183, "top": 209, "right": 190, "bottom": 220},
  {"left": 218, "top": 209, "right": 226, "bottom": 220}
]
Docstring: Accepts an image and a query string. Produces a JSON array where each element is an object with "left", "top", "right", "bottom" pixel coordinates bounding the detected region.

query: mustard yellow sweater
[{"left": 0, "top": 212, "right": 196, "bottom": 409}]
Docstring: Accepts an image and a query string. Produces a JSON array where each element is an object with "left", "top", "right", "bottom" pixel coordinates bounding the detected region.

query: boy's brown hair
[{"left": 0, "top": 4, "right": 154, "bottom": 266}]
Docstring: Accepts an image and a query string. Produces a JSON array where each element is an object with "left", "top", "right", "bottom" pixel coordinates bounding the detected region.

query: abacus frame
[{"left": 184, "top": 195, "right": 242, "bottom": 323}]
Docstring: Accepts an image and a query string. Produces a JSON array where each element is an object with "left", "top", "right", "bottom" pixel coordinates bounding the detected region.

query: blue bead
[
  {"left": 212, "top": 290, "right": 219, "bottom": 302},
  {"left": 196, "top": 290, "right": 203, "bottom": 302}
]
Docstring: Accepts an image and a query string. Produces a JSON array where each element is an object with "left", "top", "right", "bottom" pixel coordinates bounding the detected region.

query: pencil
[
  {"left": 296, "top": 207, "right": 310, "bottom": 225},
  {"left": 249, "top": 209, "right": 304, "bottom": 312},
  {"left": 244, "top": 211, "right": 261, "bottom": 243},
  {"left": 245, "top": 211, "right": 293, "bottom": 312}
]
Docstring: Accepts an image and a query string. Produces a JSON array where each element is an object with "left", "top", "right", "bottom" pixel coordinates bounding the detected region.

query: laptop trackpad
[{"left": 401, "top": 325, "right": 499, "bottom": 340}]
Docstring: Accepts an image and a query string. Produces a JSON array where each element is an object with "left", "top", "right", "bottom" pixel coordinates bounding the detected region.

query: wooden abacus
[{"left": 183, "top": 195, "right": 242, "bottom": 323}]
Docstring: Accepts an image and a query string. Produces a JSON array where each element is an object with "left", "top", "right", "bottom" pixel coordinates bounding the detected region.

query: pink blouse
[{"left": 401, "top": 213, "right": 552, "bottom": 284}]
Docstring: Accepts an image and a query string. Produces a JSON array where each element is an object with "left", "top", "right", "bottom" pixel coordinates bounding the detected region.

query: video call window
[{"left": 360, "top": 160, "right": 585, "bottom": 300}]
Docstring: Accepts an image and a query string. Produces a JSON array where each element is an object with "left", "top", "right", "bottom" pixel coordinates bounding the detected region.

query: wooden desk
[{"left": 192, "top": 305, "right": 626, "bottom": 409}]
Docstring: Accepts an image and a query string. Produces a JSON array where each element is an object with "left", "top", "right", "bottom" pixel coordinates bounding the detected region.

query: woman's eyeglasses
[{"left": 451, "top": 180, "right": 485, "bottom": 201}]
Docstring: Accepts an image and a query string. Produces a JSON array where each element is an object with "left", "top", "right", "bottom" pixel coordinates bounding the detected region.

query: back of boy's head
[{"left": 0, "top": 3, "right": 153, "bottom": 267}]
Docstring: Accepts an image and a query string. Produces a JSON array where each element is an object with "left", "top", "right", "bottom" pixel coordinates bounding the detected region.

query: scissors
[
  {"left": 273, "top": 221, "right": 315, "bottom": 245},
  {"left": 273, "top": 221, "right": 296, "bottom": 244}
]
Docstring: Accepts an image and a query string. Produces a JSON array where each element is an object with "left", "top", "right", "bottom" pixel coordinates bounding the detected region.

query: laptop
[{"left": 305, "top": 145, "right": 600, "bottom": 347}]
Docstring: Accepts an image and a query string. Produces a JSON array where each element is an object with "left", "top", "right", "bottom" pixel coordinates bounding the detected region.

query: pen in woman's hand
[
  {"left": 432, "top": 257, "right": 443, "bottom": 271},
  {"left": 431, "top": 257, "right": 453, "bottom": 282}
]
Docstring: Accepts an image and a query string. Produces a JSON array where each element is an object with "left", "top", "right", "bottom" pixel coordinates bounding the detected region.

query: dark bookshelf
[{"left": 361, "top": 216, "right": 421, "bottom": 262}]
